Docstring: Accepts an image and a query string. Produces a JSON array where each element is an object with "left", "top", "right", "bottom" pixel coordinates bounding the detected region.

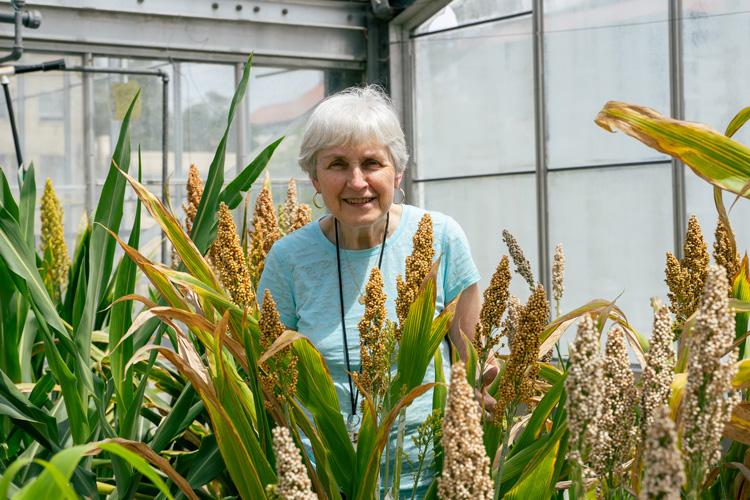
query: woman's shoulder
[
  {"left": 401, "top": 204, "right": 460, "bottom": 235},
  {"left": 268, "top": 218, "right": 330, "bottom": 264}
]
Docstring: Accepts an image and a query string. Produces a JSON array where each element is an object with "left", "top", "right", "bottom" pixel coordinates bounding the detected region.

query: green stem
[
  {"left": 493, "top": 407, "right": 515, "bottom": 500},
  {"left": 392, "top": 409, "right": 407, "bottom": 496},
  {"left": 409, "top": 459, "right": 425, "bottom": 500}
]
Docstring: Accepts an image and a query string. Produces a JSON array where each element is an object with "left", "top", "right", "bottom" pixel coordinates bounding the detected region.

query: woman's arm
[
  {"left": 447, "top": 282, "right": 498, "bottom": 416},
  {"left": 447, "top": 282, "right": 481, "bottom": 362}
]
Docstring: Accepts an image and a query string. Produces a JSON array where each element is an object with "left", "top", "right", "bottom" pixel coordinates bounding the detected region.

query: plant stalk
[{"left": 493, "top": 406, "right": 516, "bottom": 500}]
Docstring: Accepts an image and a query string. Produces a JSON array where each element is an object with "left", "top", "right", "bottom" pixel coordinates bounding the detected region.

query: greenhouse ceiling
[{"left": 0, "top": 0, "right": 440, "bottom": 69}]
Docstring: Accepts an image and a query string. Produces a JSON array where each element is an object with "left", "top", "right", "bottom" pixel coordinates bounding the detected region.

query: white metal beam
[{"left": 0, "top": 1, "right": 368, "bottom": 69}]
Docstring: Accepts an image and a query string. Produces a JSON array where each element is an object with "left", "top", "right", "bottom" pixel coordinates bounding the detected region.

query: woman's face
[{"left": 312, "top": 142, "right": 403, "bottom": 232}]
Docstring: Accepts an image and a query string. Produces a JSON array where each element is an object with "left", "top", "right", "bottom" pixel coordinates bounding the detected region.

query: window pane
[
  {"left": 0, "top": 53, "right": 86, "bottom": 253},
  {"left": 548, "top": 164, "right": 673, "bottom": 353},
  {"left": 685, "top": 173, "right": 750, "bottom": 263},
  {"left": 414, "top": 15, "right": 535, "bottom": 179},
  {"left": 178, "top": 62, "right": 237, "bottom": 179},
  {"left": 247, "top": 67, "right": 362, "bottom": 183},
  {"left": 544, "top": 0, "right": 670, "bottom": 169},
  {"left": 421, "top": 174, "right": 538, "bottom": 301},
  {"left": 416, "top": 0, "right": 532, "bottom": 35}
]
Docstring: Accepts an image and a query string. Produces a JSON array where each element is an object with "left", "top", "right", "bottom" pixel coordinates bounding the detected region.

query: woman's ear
[
  {"left": 394, "top": 171, "right": 404, "bottom": 189},
  {"left": 311, "top": 177, "right": 321, "bottom": 193}
]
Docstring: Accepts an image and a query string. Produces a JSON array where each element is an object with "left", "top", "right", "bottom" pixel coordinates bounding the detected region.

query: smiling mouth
[{"left": 345, "top": 197, "right": 374, "bottom": 204}]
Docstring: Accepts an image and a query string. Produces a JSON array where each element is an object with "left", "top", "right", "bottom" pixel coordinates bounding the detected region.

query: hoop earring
[
  {"left": 394, "top": 187, "right": 406, "bottom": 205},
  {"left": 313, "top": 192, "right": 325, "bottom": 209}
]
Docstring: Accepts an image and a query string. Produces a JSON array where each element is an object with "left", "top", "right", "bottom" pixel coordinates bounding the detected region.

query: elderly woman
[{"left": 257, "top": 85, "right": 488, "bottom": 496}]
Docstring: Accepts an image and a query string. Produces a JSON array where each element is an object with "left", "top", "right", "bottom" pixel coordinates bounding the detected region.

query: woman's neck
[{"left": 321, "top": 205, "right": 402, "bottom": 250}]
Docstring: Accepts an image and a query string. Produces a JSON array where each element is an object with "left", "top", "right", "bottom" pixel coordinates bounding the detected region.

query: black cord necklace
[{"left": 335, "top": 211, "right": 390, "bottom": 427}]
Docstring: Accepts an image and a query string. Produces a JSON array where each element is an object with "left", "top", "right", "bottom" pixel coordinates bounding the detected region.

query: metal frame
[
  {"left": 669, "top": 0, "right": 686, "bottom": 258},
  {"left": 0, "top": 1, "right": 367, "bottom": 70},
  {"left": 532, "top": 0, "right": 550, "bottom": 295},
  {"left": 389, "top": 0, "right": 451, "bottom": 208}
]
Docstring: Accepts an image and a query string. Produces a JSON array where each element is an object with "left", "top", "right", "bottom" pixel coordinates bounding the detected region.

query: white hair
[{"left": 298, "top": 85, "right": 409, "bottom": 180}]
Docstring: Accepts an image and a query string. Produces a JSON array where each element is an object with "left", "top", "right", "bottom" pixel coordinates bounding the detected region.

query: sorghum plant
[
  {"left": 502, "top": 229, "right": 535, "bottom": 291},
  {"left": 681, "top": 265, "right": 740, "bottom": 499},
  {"left": 565, "top": 314, "right": 604, "bottom": 499},
  {"left": 266, "top": 426, "right": 318, "bottom": 500},
  {"left": 665, "top": 215, "right": 709, "bottom": 338},
  {"left": 210, "top": 201, "right": 255, "bottom": 308},
  {"left": 437, "top": 362, "right": 493, "bottom": 500},
  {"left": 395, "top": 213, "right": 435, "bottom": 340},
  {"left": 713, "top": 217, "right": 740, "bottom": 285},
  {"left": 641, "top": 405, "right": 684, "bottom": 500},
  {"left": 590, "top": 326, "right": 637, "bottom": 498},
  {"left": 472, "top": 255, "right": 511, "bottom": 393},
  {"left": 40, "top": 178, "right": 69, "bottom": 301},
  {"left": 552, "top": 243, "right": 565, "bottom": 319},
  {"left": 640, "top": 304, "right": 675, "bottom": 443},
  {"left": 493, "top": 284, "right": 548, "bottom": 497}
]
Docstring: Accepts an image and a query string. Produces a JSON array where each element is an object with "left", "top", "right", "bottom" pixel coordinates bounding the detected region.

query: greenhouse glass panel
[
  {"left": 421, "top": 173, "right": 538, "bottom": 302},
  {"left": 415, "top": 0, "right": 532, "bottom": 35},
  {"left": 246, "top": 67, "right": 360, "bottom": 207},
  {"left": 685, "top": 173, "right": 750, "bottom": 264},
  {"left": 92, "top": 57, "right": 174, "bottom": 258},
  {"left": 544, "top": 0, "right": 670, "bottom": 169},
  {"left": 177, "top": 62, "right": 236, "bottom": 181},
  {"left": 414, "top": 15, "right": 535, "bottom": 179},
  {"left": 548, "top": 163, "right": 673, "bottom": 351},
  {"left": 683, "top": 0, "right": 750, "bottom": 253},
  {"left": 0, "top": 53, "right": 85, "bottom": 251}
]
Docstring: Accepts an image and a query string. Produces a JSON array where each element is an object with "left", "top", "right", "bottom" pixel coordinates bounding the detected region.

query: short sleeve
[
  {"left": 440, "top": 216, "right": 481, "bottom": 303},
  {"left": 257, "top": 244, "right": 298, "bottom": 329}
]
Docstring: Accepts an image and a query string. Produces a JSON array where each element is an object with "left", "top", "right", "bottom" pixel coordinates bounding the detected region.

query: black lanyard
[{"left": 335, "top": 211, "right": 389, "bottom": 419}]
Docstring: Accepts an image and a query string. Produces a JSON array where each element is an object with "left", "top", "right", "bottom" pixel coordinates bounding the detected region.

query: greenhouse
[{"left": 0, "top": 0, "right": 749, "bottom": 499}]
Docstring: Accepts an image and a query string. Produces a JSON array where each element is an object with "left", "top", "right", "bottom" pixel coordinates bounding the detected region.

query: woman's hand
[{"left": 476, "top": 364, "right": 499, "bottom": 420}]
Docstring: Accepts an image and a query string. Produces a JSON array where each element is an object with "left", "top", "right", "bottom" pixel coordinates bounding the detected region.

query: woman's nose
[{"left": 347, "top": 166, "right": 368, "bottom": 189}]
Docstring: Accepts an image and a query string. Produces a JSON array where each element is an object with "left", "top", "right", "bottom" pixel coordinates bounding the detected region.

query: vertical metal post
[
  {"left": 669, "top": 0, "right": 686, "bottom": 258},
  {"left": 533, "top": 0, "right": 551, "bottom": 294},
  {"left": 161, "top": 74, "right": 169, "bottom": 264},
  {"left": 235, "top": 62, "right": 247, "bottom": 177},
  {"left": 389, "top": 23, "right": 419, "bottom": 207},
  {"left": 63, "top": 70, "right": 71, "bottom": 182},
  {"left": 82, "top": 53, "right": 95, "bottom": 216},
  {"left": 173, "top": 62, "right": 182, "bottom": 180},
  {"left": 1, "top": 76, "right": 23, "bottom": 173}
]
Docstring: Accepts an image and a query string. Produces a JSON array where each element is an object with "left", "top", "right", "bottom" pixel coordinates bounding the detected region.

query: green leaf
[
  {"left": 510, "top": 372, "right": 567, "bottom": 457},
  {"left": 726, "top": 106, "right": 750, "bottom": 138},
  {"left": 0, "top": 167, "right": 19, "bottom": 221},
  {"left": 502, "top": 436, "right": 562, "bottom": 500},
  {"left": 293, "top": 338, "right": 355, "bottom": 494},
  {"left": 0, "top": 458, "right": 31, "bottom": 499},
  {"left": 595, "top": 101, "right": 750, "bottom": 199},
  {"left": 74, "top": 89, "right": 138, "bottom": 366},
  {"left": 97, "top": 442, "right": 176, "bottom": 500},
  {"left": 17, "top": 163, "right": 35, "bottom": 254},
  {"left": 391, "top": 273, "right": 439, "bottom": 407},
  {"left": 432, "top": 348, "right": 446, "bottom": 474},
  {"left": 111, "top": 149, "right": 143, "bottom": 425},
  {"left": 219, "top": 137, "right": 284, "bottom": 210},
  {"left": 15, "top": 445, "right": 90, "bottom": 499},
  {"left": 190, "top": 54, "right": 253, "bottom": 255}
]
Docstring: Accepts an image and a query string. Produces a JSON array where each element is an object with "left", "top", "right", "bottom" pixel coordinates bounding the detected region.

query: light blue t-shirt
[{"left": 258, "top": 204, "right": 480, "bottom": 496}]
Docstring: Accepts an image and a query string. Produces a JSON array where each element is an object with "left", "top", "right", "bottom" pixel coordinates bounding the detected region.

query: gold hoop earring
[
  {"left": 395, "top": 187, "right": 406, "bottom": 205},
  {"left": 313, "top": 192, "right": 325, "bottom": 209}
]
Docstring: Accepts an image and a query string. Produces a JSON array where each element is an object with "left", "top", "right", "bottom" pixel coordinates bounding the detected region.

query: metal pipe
[
  {"left": 1, "top": 75, "right": 23, "bottom": 173},
  {"left": 669, "top": 0, "right": 686, "bottom": 258},
  {"left": 82, "top": 53, "right": 94, "bottom": 216},
  {"left": 0, "top": 0, "right": 31, "bottom": 65},
  {"left": 532, "top": 0, "right": 551, "bottom": 295},
  {"left": 161, "top": 74, "right": 169, "bottom": 264}
]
